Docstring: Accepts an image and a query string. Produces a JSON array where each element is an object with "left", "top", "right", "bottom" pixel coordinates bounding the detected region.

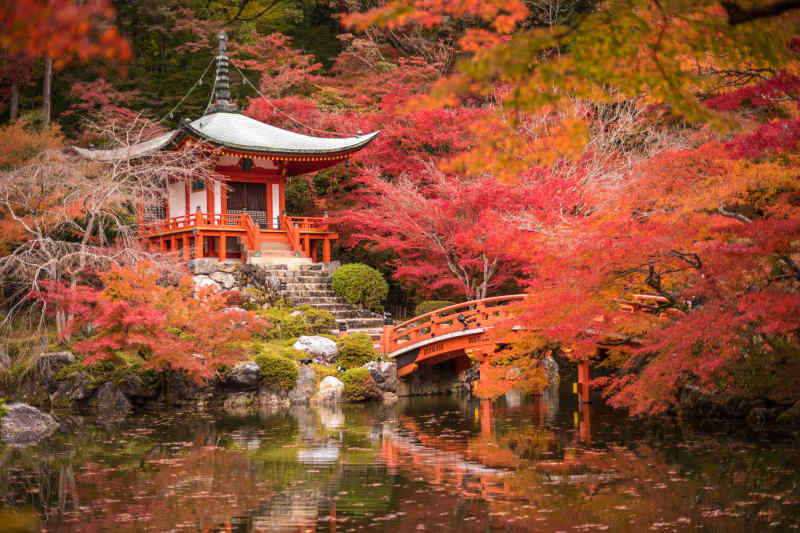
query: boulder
[
  {"left": 312, "top": 376, "right": 344, "bottom": 405},
  {"left": 292, "top": 336, "right": 338, "bottom": 365},
  {"left": 187, "top": 258, "right": 219, "bottom": 275},
  {"left": 1, "top": 403, "right": 59, "bottom": 446},
  {"left": 91, "top": 382, "right": 132, "bottom": 419},
  {"left": 0, "top": 344, "right": 10, "bottom": 371},
  {"left": 36, "top": 352, "right": 75, "bottom": 386},
  {"left": 50, "top": 371, "right": 93, "bottom": 407},
  {"left": 382, "top": 392, "right": 398, "bottom": 404},
  {"left": 192, "top": 275, "right": 219, "bottom": 292},
  {"left": 289, "top": 365, "right": 316, "bottom": 405},
  {"left": 118, "top": 373, "right": 158, "bottom": 400},
  {"left": 226, "top": 361, "right": 261, "bottom": 390},
  {"left": 216, "top": 261, "right": 238, "bottom": 273},
  {"left": 210, "top": 271, "right": 236, "bottom": 289},
  {"left": 364, "top": 361, "right": 398, "bottom": 393}
]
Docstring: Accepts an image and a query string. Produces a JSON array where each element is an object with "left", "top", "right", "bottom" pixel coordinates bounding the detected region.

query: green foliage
[
  {"left": 414, "top": 300, "right": 456, "bottom": 316},
  {"left": 311, "top": 363, "right": 337, "bottom": 387},
  {"left": 331, "top": 263, "right": 388, "bottom": 311},
  {"left": 341, "top": 367, "right": 380, "bottom": 402},
  {"left": 285, "top": 177, "right": 316, "bottom": 215},
  {"left": 298, "top": 305, "right": 336, "bottom": 334},
  {"left": 0, "top": 397, "right": 6, "bottom": 417},
  {"left": 256, "top": 305, "right": 311, "bottom": 340},
  {"left": 253, "top": 351, "right": 298, "bottom": 391},
  {"left": 337, "top": 333, "right": 376, "bottom": 370}
]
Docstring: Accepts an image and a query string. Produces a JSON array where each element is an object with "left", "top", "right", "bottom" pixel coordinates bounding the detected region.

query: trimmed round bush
[
  {"left": 331, "top": 263, "right": 388, "bottom": 311},
  {"left": 254, "top": 352, "right": 298, "bottom": 391},
  {"left": 337, "top": 333, "right": 376, "bottom": 370},
  {"left": 341, "top": 367, "right": 381, "bottom": 402},
  {"left": 414, "top": 300, "right": 456, "bottom": 316}
]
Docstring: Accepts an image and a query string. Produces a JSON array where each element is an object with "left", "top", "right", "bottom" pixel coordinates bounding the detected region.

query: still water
[{"left": 1, "top": 386, "right": 800, "bottom": 532}]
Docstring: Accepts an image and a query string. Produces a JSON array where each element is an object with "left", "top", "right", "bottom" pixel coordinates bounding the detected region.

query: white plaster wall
[
  {"left": 214, "top": 181, "right": 222, "bottom": 214},
  {"left": 167, "top": 181, "right": 186, "bottom": 218},
  {"left": 189, "top": 189, "right": 206, "bottom": 214}
]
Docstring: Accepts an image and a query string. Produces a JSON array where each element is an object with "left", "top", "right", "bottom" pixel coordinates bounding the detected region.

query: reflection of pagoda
[{"left": 76, "top": 31, "right": 377, "bottom": 265}]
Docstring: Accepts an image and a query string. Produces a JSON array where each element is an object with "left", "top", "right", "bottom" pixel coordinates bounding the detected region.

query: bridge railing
[{"left": 383, "top": 294, "right": 526, "bottom": 355}]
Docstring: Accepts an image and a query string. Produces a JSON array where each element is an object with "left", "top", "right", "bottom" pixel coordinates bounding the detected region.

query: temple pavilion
[{"left": 75, "top": 32, "right": 378, "bottom": 265}]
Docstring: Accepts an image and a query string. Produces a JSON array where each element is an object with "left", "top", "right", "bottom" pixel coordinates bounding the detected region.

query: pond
[{"left": 1, "top": 385, "right": 799, "bottom": 532}]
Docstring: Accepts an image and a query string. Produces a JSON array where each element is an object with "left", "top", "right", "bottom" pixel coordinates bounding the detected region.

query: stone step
[
  {"left": 248, "top": 257, "right": 313, "bottom": 269},
  {"left": 335, "top": 317, "right": 386, "bottom": 329},
  {"left": 290, "top": 296, "right": 342, "bottom": 304},
  {"left": 283, "top": 283, "right": 331, "bottom": 290},
  {"left": 284, "top": 290, "right": 334, "bottom": 298}
]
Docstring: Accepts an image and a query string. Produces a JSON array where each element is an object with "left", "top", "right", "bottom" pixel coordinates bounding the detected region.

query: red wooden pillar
[
  {"left": 218, "top": 234, "right": 226, "bottom": 261},
  {"left": 579, "top": 403, "right": 592, "bottom": 443},
  {"left": 206, "top": 179, "right": 214, "bottom": 219},
  {"left": 182, "top": 235, "right": 190, "bottom": 261},
  {"left": 184, "top": 182, "right": 190, "bottom": 217},
  {"left": 312, "top": 240, "right": 319, "bottom": 263},
  {"left": 159, "top": 237, "right": 166, "bottom": 253},
  {"left": 171, "top": 236, "right": 178, "bottom": 252},
  {"left": 194, "top": 234, "right": 203, "bottom": 259},
  {"left": 381, "top": 325, "right": 394, "bottom": 355},
  {"left": 577, "top": 360, "right": 591, "bottom": 404},
  {"left": 322, "top": 238, "right": 331, "bottom": 263},
  {"left": 303, "top": 235, "right": 310, "bottom": 258}
]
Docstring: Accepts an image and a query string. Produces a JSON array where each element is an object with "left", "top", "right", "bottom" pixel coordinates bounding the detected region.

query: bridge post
[
  {"left": 380, "top": 324, "right": 393, "bottom": 355},
  {"left": 577, "top": 360, "right": 591, "bottom": 404}
]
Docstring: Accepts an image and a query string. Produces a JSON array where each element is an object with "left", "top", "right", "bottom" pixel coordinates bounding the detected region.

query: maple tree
[{"left": 34, "top": 261, "right": 266, "bottom": 380}]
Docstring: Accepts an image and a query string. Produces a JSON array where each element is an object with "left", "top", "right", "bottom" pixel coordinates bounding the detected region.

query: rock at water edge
[
  {"left": 289, "top": 365, "right": 316, "bottom": 405},
  {"left": 1, "top": 403, "right": 59, "bottom": 446},
  {"left": 293, "top": 336, "right": 338, "bottom": 365},
  {"left": 312, "top": 375, "right": 344, "bottom": 405},
  {"left": 365, "top": 361, "right": 397, "bottom": 393},
  {"left": 91, "top": 383, "right": 132, "bottom": 420},
  {"left": 226, "top": 361, "right": 261, "bottom": 390}
]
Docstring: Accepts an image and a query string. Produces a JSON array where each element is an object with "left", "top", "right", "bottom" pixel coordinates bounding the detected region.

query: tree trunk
[
  {"left": 9, "top": 82, "right": 19, "bottom": 121},
  {"left": 43, "top": 57, "right": 52, "bottom": 125}
]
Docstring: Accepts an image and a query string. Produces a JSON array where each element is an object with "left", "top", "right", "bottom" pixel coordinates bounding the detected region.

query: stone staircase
[
  {"left": 259, "top": 263, "right": 386, "bottom": 337},
  {"left": 248, "top": 240, "right": 313, "bottom": 269}
]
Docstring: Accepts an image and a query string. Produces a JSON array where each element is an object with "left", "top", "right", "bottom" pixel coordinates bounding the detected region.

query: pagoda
[{"left": 75, "top": 32, "right": 378, "bottom": 265}]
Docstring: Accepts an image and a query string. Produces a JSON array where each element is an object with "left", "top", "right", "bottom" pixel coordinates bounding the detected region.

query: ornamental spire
[{"left": 210, "top": 30, "right": 238, "bottom": 113}]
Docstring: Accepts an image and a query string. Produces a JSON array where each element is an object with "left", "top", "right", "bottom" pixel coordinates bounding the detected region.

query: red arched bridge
[
  {"left": 379, "top": 294, "right": 527, "bottom": 378},
  {"left": 375, "top": 292, "right": 660, "bottom": 404}
]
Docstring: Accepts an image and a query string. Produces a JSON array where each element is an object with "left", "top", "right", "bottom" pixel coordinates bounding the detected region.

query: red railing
[
  {"left": 383, "top": 294, "right": 526, "bottom": 355},
  {"left": 241, "top": 214, "right": 261, "bottom": 252},
  {"left": 286, "top": 216, "right": 330, "bottom": 233},
  {"left": 139, "top": 212, "right": 262, "bottom": 251},
  {"left": 281, "top": 213, "right": 304, "bottom": 256}
]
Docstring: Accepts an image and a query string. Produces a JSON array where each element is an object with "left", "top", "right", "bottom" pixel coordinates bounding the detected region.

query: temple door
[{"left": 227, "top": 182, "right": 267, "bottom": 228}]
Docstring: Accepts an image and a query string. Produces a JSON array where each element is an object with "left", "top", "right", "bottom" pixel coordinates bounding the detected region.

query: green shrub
[
  {"left": 254, "top": 352, "right": 298, "bottom": 391},
  {"left": 256, "top": 305, "right": 311, "bottom": 340},
  {"left": 341, "top": 367, "right": 381, "bottom": 402},
  {"left": 414, "top": 300, "right": 456, "bottom": 316},
  {"left": 337, "top": 333, "right": 376, "bottom": 370},
  {"left": 300, "top": 306, "right": 336, "bottom": 334},
  {"left": 251, "top": 342, "right": 307, "bottom": 362},
  {"left": 311, "top": 363, "right": 338, "bottom": 387},
  {"left": 331, "top": 263, "right": 388, "bottom": 311}
]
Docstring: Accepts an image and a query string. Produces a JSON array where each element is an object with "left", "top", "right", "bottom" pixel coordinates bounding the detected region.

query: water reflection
[{"left": 1, "top": 386, "right": 799, "bottom": 532}]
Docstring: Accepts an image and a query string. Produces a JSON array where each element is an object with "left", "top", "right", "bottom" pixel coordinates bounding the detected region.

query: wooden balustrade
[
  {"left": 286, "top": 216, "right": 330, "bottom": 232},
  {"left": 281, "top": 213, "right": 303, "bottom": 256},
  {"left": 383, "top": 295, "right": 526, "bottom": 355}
]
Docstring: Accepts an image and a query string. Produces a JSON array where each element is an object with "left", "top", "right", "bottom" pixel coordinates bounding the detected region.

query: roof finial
[{"left": 209, "top": 30, "right": 238, "bottom": 113}]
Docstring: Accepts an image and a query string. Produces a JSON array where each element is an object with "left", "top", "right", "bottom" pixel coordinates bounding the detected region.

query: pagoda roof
[
  {"left": 74, "top": 112, "right": 378, "bottom": 162},
  {"left": 186, "top": 112, "right": 378, "bottom": 155}
]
